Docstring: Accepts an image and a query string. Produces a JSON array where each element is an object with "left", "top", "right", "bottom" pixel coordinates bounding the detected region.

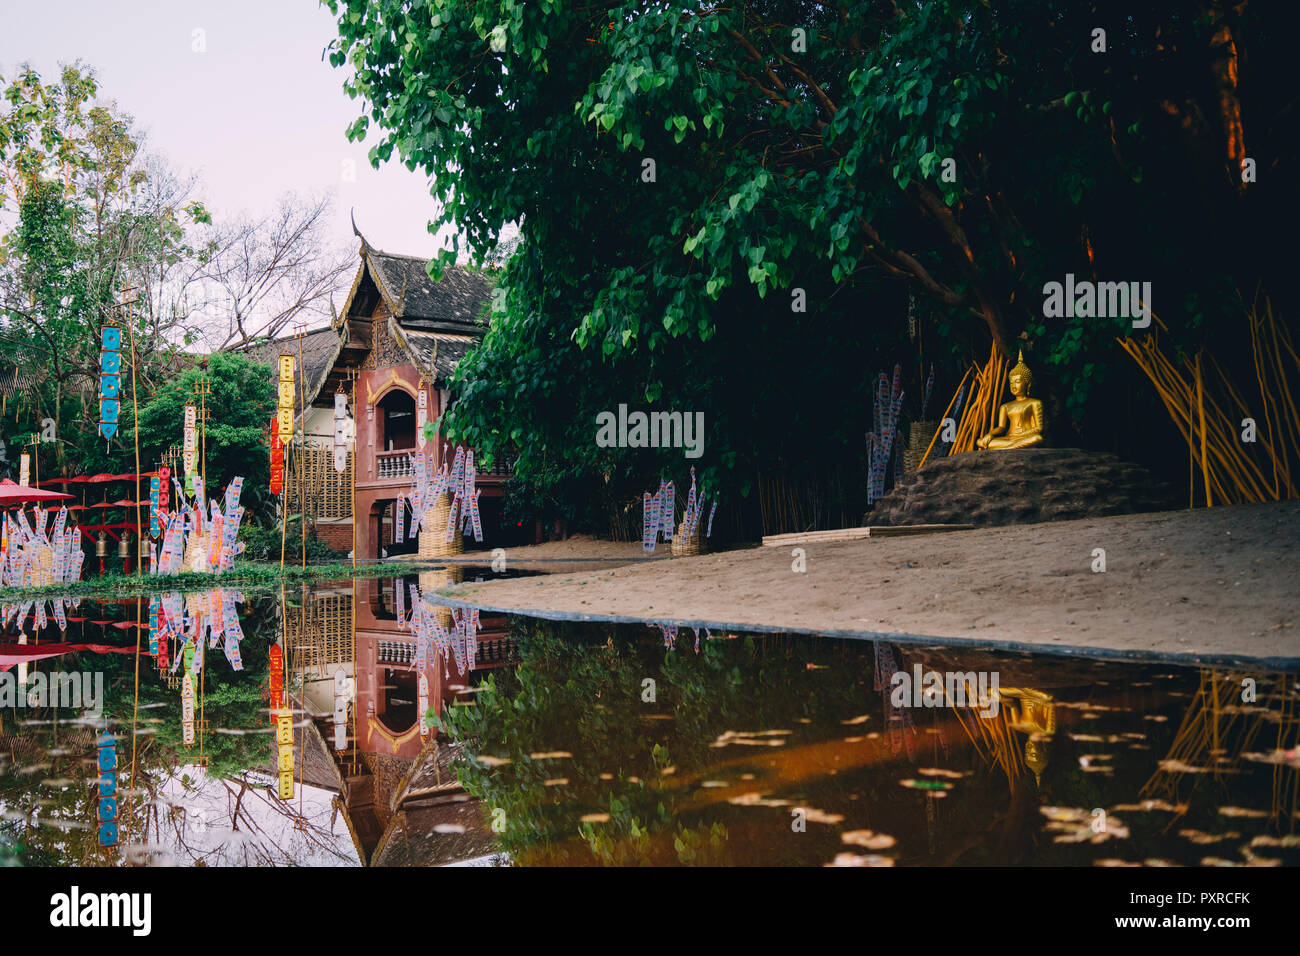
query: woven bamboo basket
[
  {"left": 904, "top": 419, "right": 939, "bottom": 478},
  {"left": 419, "top": 493, "right": 463, "bottom": 559},
  {"left": 418, "top": 566, "right": 463, "bottom": 628},
  {"left": 671, "top": 521, "right": 706, "bottom": 557}
]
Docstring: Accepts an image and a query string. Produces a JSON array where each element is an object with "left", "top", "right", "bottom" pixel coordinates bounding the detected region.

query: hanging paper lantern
[
  {"left": 416, "top": 386, "right": 428, "bottom": 449},
  {"left": 181, "top": 674, "right": 195, "bottom": 746},
  {"left": 158, "top": 465, "right": 170, "bottom": 530},
  {"left": 98, "top": 325, "right": 121, "bottom": 441},
  {"left": 149, "top": 475, "right": 161, "bottom": 537},
  {"left": 97, "top": 733, "right": 118, "bottom": 847},
  {"left": 277, "top": 355, "right": 295, "bottom": 445},
  {"left": 269, "top": 418, "right": 283, "bottom": 495},
  {"left": 183, "top": 404, "right": 197, "bottom": 495},
  {"left": 333, "top": 390, "right": 348, "bottom": 474},
  {"left": 334, "top": 666, "right": 349, "bottom": 751},
  {"left": 148, "top": 596, "right": 160, "bottom": 657}
]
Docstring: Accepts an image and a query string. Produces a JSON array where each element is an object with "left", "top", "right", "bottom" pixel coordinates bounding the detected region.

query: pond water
[{"left": 1, "top": 572, "right": 1297, "bottom": 867}]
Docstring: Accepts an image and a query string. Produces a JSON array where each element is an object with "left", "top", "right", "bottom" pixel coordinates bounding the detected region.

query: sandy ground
[
  {"left": 441, "top": 501, "right": 1300, "bottom": 666},
  {"left": 439, "top": 534, "right": 664, "bottom": 574}
]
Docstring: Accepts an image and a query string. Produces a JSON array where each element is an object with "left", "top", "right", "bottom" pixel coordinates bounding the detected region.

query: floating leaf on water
[
  {"left": 728, "top": 793, "right": 792, "bottom": 808},
  {"left": 1111, "top": 800, "right": 1187, "bottom": 814},
  {"left": 1218, "top": 806, "right": 1269, "bottom": 818},
  {"left": 841, "top": 829, "right": 896, "bottom": 850},
  {"left": 1200, "top": 855, "right": 1280, "bottom": 867},
  {"left": 1241, "top": 750, "right": 1300, "bottom": 768},
  {"left": 1040, "top": 806, "right": 1087, "bottom": 822},
  {"left": 1158, "top": 759, "right": 1225, "bottom": 774},
  {"left": 1250, "top": 834, "right": 1300, "bottom": 848},
  {"left": 828, "top": 853, "right": 894, "bottom": 867},
  {"left": 711, "top": 729, "right": 788, "bottom": 748},
  {"left": 802, "top": 808, "right": 845, "bottom": 825},
  {"left": 1178, "top": 829, "right": 1240, "bottom": 845}
]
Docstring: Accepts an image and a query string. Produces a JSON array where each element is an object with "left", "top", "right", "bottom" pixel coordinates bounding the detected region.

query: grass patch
[{"left": 0, "top": 557, "right": 490, "bottom": 603}]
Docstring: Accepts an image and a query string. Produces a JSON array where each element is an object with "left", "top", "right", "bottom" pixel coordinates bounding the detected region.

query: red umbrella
[
  {"left": 0, "top": 642, "right": 136, "bottom": 671},
  {"left": 0, "top": 479, "right": 74, "bottom": 505}
]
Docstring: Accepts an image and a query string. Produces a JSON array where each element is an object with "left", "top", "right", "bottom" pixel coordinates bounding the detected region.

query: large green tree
[{"left": 329, "top": 2, "right": 1292, "bottom": 527}]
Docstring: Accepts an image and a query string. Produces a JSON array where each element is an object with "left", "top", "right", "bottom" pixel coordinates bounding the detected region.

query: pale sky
[{"left": 0, "top": 0, "right": 451, "bottom": 258}]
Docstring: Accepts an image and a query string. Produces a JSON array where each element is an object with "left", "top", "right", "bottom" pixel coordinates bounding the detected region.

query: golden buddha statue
[{"left": 976, "top": 350, "right": 1045, "bottom": 449}]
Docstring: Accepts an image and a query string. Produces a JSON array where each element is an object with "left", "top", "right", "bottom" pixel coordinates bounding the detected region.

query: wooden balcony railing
[
  {"left": 370, "top": 448, "right": 513, "bottom": 482},
  {"left": 375, "top": 450, "right": 415, "bottom": 481}
]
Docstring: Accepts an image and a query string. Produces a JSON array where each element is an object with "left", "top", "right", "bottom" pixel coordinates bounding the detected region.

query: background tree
[
  {"left": 128, "top": 351, "right": 275, "bottom": 497},
  {"left": 0, "top": 64, "right": 351, "bottom": 489},
  {"left": 193, "top": 193, "right": 354, "bottom": 352}
]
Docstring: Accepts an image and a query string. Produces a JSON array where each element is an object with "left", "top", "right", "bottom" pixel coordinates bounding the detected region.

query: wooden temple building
[{"left": 242, "top": 229, "right": 521, "bottom": 559}]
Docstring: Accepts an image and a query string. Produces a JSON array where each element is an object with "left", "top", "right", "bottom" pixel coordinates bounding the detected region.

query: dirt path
[
  {"left": 442, "top": 501, "right": 1300, "bottom": 666},
  {"left": 449, "top": 534, "right": 663, "bottom": 574}
]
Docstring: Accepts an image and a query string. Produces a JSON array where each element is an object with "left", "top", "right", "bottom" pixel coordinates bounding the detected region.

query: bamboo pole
[
  {"left": 127, "top": 589, "right": 142, "bottom": 844},
  {"left": 124, "top": 308, "right": 143, "bottom": 578},
  {"left": 297, "top": 328, "right": 307, "bottom": 571},
  {"left": 918, "top": 365, "right": 974, "bottom": 470},
  {"left": 1196, "top": 354, "right": 1210, "bottom": 507},
  {"left": 279, "top": 440, "right": 289, "bottom": 571}
]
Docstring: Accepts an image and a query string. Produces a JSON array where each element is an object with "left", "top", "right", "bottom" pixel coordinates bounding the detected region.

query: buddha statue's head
[
  {"left": 1024, "top": 737, "right": 1049, "bottom": 787},
  {"left": 1008, "top": 350, "right": 1033, "bottom": 399}
]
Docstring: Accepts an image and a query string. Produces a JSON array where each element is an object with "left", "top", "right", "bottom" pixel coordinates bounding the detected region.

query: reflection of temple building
[{"left": 291, "top": 576, "right": 513, "bottom": 864}]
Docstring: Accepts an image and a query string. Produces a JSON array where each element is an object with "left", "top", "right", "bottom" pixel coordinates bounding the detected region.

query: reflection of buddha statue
[
  {"left": 1000, "top": 687, "right": 1056, "bottom": 735},
  {"left": 976, "top": 351, "right": 1045, "bottom": 450},
  {"left": 1023, "top": 738, "right": 1049, "bottom": 787},
  {"left": 1000, "top": 687, "right": 1056, "bottom": 787}
]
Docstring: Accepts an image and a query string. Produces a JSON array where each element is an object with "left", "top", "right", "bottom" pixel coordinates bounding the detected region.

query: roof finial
[{"left": 350, "top": 207, "right": 368, "bottom": 250}]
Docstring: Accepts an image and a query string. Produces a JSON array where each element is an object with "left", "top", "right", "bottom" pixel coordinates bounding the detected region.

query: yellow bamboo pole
[
  {"left": 1196, "top": 354, "right": 1211, "bottom": 507},
  {"left": 297, "top": 329, "right": 307, "bottom": 571},
  {"left": 124, "top": 310, "right": 143, "bottom": 578},
  {"left": 351, "top": 376, "right": 357, "bottom": 570},
  {"left": 279, "top": 441, "right": 289, "bottom": 571},
  {"left": 918, "top": 365, "right": 974, "bottom": 469},
  {"left": 1263, "top": 304, "right": 1300, "bottom": 473}
]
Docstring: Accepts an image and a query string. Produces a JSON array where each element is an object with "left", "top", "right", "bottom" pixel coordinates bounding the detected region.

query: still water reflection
[{"left": 1, "top": 574, "right": 1297, "bottom": 867}]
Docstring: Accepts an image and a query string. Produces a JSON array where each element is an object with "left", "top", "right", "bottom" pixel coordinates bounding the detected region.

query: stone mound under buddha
[{"left": 869, "top": 447, "right": 1178, "bottom": 528}]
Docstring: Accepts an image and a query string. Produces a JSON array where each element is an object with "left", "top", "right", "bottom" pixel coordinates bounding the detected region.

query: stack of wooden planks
[{"left": 760, "top": 524, "right": 973, "bottom": 547}]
